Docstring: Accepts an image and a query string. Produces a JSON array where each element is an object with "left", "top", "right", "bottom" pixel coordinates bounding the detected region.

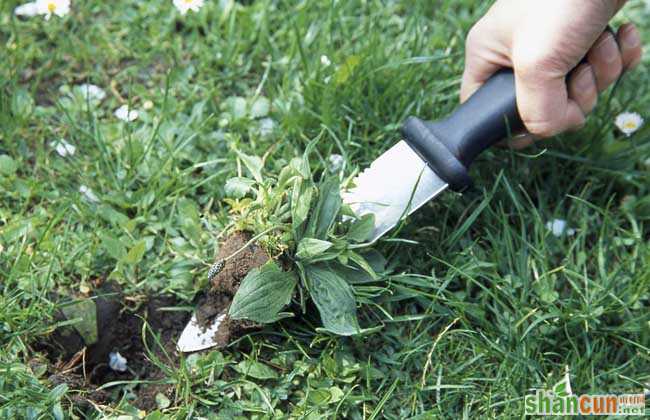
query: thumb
[{"left": 514, "top": 65, "right": 585, "bottom": 137}]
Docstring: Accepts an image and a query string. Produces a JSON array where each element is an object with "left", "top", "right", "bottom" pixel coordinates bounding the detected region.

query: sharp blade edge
[
  {"left": 342, "top": 140, "right": 448, "bottom": 242},
  {"left": 177, "top": 312, "right": 226, "bottom": 353}
]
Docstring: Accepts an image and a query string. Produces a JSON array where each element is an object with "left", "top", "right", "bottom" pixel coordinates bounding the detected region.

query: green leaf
[
  {"left": 235, "top": 150, "right": 263, "bottom": 183},
  {"left": 229, "top": 261, "right": 297, "bottom": 323},
  {"left": 362, "top": 249, "right": 388, "bottom": 273},
  {"left": 225, "top": 177, "right": 255, "bottom": 198},
  {"left": 305, "top": 264, "right": 360, "bottom": 335},
  {"left": 0, "top": 155, "right": 17, "bottom": 176},
  {"left": 96, "top": 205, "right": 129, "bottom": 227},
  {"left": 334, "top": 55, "right": 361, "bottom": 85},
  {"left": 347, "top": 251, "right": 379, "bottom": 280},
  {"left": 227, "top": 96, "right": 247, "bottom": 119},
  {"left": 178, "top": 199, "right": 201, "bottom": 241},
  {"left": 347, "top": 214, "right": 375, "bottom": 242},
  {"left": 290, "top": 156, "right": 310, "bottom": 179},
  {"left": 307, "top": 177, "right": 341, "bottom": 239},
  {"left": 11, "top": 88, "right": 34, "bottom": 117},
  {"left": 60, "top": 299, "right": 98, "bottom": 345},
  {"left": 123, "top": 240, "right": 146, "bottom": 265},
  {"left": 277, "top": 165, "right": 296, "bottom": 189},
  {"left": 296, "top": 238, "right": 333, "bottom": 260},
  {"left": 329, "top": 253, "right": 386, "bottom": 287},
  {"left": 308, "top": 388, "right": 332, "bottom": 405},
  {"left": 49, "top": 383, "right": 68, "bottom": 400},
  {"left": 250, "top": 96, "right": 270, "bottom": 118},
  {"left": 155, "top": 393, "right": 171, "bottom": 409},
  {"left": 234, "top": 360, "right": 278, "bottom": 380},
  {"left": 291, "top": 178, "right": 313, "bottom": 234},
  {"left": 534, "top": 276, "right": 559, "bottom": 304},
  {"left": 52, "top": 403, "right": 64, "bottom": 420},
  {"left": 102, "top": 235, "right": 126, "bottom": 260},
  {"left": 329, "top": 386, "right": 344, "bottom": 403}
]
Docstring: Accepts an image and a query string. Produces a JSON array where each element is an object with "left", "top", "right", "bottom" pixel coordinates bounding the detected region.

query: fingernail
[
  {"left": 621, "top": 26, "right": 641, "bottom": 49},
  {"left": 596, "top": 34, "right": 619, "bottom": 63},
  {"left": 575, "top": 67, "right": 593, "bottom": 90}
]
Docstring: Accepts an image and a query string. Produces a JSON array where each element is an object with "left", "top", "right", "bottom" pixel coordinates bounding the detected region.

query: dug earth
[
  {"left": 194, "top": 231, "right": 270, "bottom": 347},
  {"left": 41, "top": 283, "right": 189, "bottom": 412},
  {"left": 39, "top": 232, "right": 269, "bottom": 413}
]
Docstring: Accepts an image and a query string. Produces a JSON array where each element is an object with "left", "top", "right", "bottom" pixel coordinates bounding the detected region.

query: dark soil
[
  {"left": 40, "top": 282, "right": 189, "bottom": 413},
  {"left": 209, "top": 231, "right": 270, "bottom": 294},
  {"left": 41, "top": 232, "right": 269, "bottom": 413},
  {"left": 196, "top": 232, "right": 270, "bottom": 347}
]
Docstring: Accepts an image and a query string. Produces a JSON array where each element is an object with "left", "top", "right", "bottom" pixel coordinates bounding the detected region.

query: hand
[{"left": 461, "top": 0, "right": 642, "bottom": 147}]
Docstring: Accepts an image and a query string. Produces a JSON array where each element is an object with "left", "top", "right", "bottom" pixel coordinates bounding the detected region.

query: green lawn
[{"left": 1, "top": 0, "right": 649, "bottom": 418}]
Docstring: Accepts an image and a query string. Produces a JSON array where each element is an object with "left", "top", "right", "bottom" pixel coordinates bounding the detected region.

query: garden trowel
[
  {"left": 177, "top": 312, "right": 226, "bottom": 352},
  {"left": 342, "top": 69, "right": 524, "bottom": 242}
]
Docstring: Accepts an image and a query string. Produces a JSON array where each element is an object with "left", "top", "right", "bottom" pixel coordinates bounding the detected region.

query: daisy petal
[{"left": 614, "top": 112, "right": 644, "bottom": 137}]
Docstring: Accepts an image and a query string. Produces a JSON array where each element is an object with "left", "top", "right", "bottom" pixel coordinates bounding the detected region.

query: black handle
[
  {"left": 402, "top": 69, "right": 521, "bottom": 192},
  {"left": 402, "top": 27, "right": 616, "bottom": 192}
]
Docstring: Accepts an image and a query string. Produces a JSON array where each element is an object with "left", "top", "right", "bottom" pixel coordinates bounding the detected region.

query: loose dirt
[
  {"left": 208, "top": 231, "right": 270, "bottom": 294},
  {"left": 40, "top": 232, "right": 269, "bottom": 413},
  {"left": 40, "top": 283, "right": 189, "bottom": 413},
  {"left": 194, "top": 232, "right": 270, "bottom": 347}
]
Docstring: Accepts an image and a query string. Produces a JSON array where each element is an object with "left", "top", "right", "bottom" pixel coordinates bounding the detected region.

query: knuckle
[
  {"left": 515, "top": 53, "right": 565, "bottom": 81},
  {"left": 513, "top": 37, "right": 575, "bottom": 79},
  {"left": 596, "top": 60, "right": 622, "bottom": 88},
  {"left": 465, "top": 24, "right": 483, "bottom": 51},
  {"left": 609, "top": 60, "right": 623, "bottom": 79}
]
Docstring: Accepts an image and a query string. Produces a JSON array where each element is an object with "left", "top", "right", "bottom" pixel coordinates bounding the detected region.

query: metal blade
[
  {"left": 342, "top": 140, "right": 448, "bottom": 242},
  {"left": 177, "top": 312, "right": 226, "bottom": 352}
]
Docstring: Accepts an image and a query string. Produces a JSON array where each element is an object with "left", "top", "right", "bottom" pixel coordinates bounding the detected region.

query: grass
[{"left": 1, "top": 0, "right": 649, "bottom": 418}]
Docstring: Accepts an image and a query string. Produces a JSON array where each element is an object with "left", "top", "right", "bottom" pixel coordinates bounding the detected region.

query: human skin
[{"left": 461, "top": 0, "right": 643, "bottom": 147}]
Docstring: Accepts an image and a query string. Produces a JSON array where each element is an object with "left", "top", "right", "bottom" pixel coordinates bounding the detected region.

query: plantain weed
[{"left": 222, "top": 143, "right": 387, "bottom": 335}]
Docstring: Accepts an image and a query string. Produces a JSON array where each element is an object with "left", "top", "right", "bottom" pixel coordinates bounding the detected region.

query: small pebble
[{"left": 109, "top": 351, "right": 128, "bottom": 372}]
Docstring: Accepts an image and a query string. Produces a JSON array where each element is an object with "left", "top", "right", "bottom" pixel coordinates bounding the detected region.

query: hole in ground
[{"left": 39, "top": 284, "right": 190, "bottom": 412}]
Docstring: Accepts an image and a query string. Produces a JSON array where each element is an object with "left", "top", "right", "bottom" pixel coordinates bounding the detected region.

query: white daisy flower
[
  {"left": 36, "top": 0, "right": 70, "bottom": 20},
  {"left": 79, "top": 185, "right": 99, "bottom": 203},
  {"left": 328, "top": 154, "right": 344, "bottom": 173},
  {"left": 108, "top": 352, "right": 128, "bottom": 372},
  {"left": 546, "top": 219, "right": 575, "bottom": 237},
  {"left": 77, "top": 84, "right": 106, "bottom": 102},
  {"left": 14, "top": 2, "right": 39, "bottom": 17},
  {"left": 614, "top": 112, "right": 644, "bottom": 137},
  {"left": 50, "top": 139, "right": 76, "bottom": 157},
  {"left": 114, "top": 104, "right": 139, "bottom": 122},
  {"left": 320, "top": 55, "right": 332, "bottom": 67},
  {"left": 173, "top": 0, "right": 205, "bottom": 15}
]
